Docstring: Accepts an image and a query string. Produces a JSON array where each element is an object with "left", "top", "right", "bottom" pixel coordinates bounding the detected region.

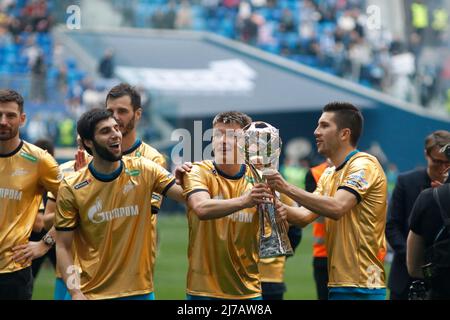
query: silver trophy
[{"left": 239, "top": 121, "right": 293, "bottom": 258}]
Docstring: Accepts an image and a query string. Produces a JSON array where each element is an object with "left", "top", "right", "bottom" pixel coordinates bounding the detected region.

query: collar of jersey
[
  {"left": 213, "top": 162, "right": 246, "bottom": 180},
  {"left": 0, "top": 140, "right": 23, "bottom": 158},
  {"left": 123, "top": 139, "right": 142, "bottom": 155},
  {"left": 88, "top": 160, "right": 124, "bottom": 182},
  {"left": 335, "top": 149, "right": 360, "bottom": 172}
]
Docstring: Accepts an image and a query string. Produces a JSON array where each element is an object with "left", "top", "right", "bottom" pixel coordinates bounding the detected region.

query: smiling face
[
  {"left": 106, "top": 95, "right": 141, "bottom": 138},
  {"left": 0, "top": 101, "right": 25, "bottom": 142},
  {"left": 212, "top": 122, "right": 244, "bottom": 165},
  {"left": 85, "top": 117, "right": 123, "bottom": 162},
  {"left": 313, "top": 112, "right": 346, "bottom": 158}
]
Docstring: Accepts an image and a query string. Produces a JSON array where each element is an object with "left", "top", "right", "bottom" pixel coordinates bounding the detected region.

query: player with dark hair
[
  {"left": 0, "top": 89, "right": 61, "bottom": 300},
  {"left": 265, "top": 102, "right": 388, "bottom": 300},
  {"left": 55, "top": 108, "right": 185, "bottom": 300}
]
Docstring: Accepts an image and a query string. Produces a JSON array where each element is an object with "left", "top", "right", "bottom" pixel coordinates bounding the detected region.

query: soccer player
[
  {"left": 0, "top": 89, "right": 61, "bottom": 300},
  {"left": 16, "top": 83, "right": 168, "bottom": 299},
  {"left": 11, "top": 137, "right": 90, "bottom": 300},
  {"left": 55, "top": 108, "right": 185, "bottom": 300},
  {"left": 265, "top": 102, "right": 388, "bottom": 300},
  {"left": 180, "top": 111, "right": 287, "bottom": 300},
  {"left": 105, "top": 83, "right": 167, "bottom": 278}
]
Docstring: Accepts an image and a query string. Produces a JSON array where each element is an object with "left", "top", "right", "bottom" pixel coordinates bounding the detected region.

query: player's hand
[
  {"left": 74, "top": 148, "right": 88, "bottom": 171},
  {"left": 243, "top": 183, "right": 273, "bottom": 207},
  {"left": 12, "top": 241, "right": 50, "bottom": 265},
  {"left": 174, "top": 162, "right": 193, "bottom": 185},
  {"left": 274, "top": 199, "right": 288, "bottom": 222},
  {"left": 264, "top": 172, "right": 290, "bottom": 193}
]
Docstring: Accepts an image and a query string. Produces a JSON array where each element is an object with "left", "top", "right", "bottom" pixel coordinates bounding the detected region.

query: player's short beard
[
  {"left": 93, "top": 140, "right": 122, "bottom": 162},
  {"left": 0, "top": 125, "right": 19, "bottom": 141},
  {"left": 120, "top": 115, "right": 135, "bottom": 138}
]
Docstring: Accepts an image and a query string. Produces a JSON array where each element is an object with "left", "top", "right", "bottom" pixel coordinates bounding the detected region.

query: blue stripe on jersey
[{"left": 329, "top": 287, "right": 386, "bottom": 300}]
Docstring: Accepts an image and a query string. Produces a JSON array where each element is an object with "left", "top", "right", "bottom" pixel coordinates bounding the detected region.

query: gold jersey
[
  {"left": 123, "top": 139, "right": 167, "bottom": 212},
  {"left": 315, "top": 152, "right": 387, "bottom": 288},
  {"left": 123, "top": 139, "right": 167, "bottom": 274},
  {"left": 258, "top": 256, "right": 285, "bottom": 283},
  {"left": 258, "top": 193, "right": 296, "bottom": 283},
  {"left": 55, "top": 157, "right": 175, "bottom": 300},
  {"left": 50, "top": 159, "right": 83, "bottom": 279},
  {"left": 0, "top": 140, "right": 61, "bottom": 273},
  {"left": 182, "top": 160, "right": 261, "bottom": 299}
]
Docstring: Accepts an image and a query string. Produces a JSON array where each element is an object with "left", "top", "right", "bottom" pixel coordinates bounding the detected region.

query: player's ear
[
  {"left": 135, "top": 108, "right": 142, "bottom": 121},
  {"left": 19, "top": 112, "right": 26, "bottom": 128},
  {"left": 340, "top": 128, "right": 351, "bottom": 142},
  {"left": 83, "top": 139, "right": 94, "bottom": 151}
]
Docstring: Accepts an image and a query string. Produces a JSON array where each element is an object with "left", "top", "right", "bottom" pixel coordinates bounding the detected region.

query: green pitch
[{"left": 32, "top": 214, "right": 390, "bottom": 300}]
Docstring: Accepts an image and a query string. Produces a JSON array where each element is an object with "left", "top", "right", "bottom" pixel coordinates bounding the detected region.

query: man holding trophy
[
  {"left": 264, "top": 102, "right": 388, "bottom": 300},
  {"left": 180, "top": 111, "right": 290, "bottom": 300}
]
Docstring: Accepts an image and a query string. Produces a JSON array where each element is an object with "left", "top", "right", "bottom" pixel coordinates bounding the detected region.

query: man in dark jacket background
[{"left": 386, "top": 130, "right": 450, "bottom": 300}]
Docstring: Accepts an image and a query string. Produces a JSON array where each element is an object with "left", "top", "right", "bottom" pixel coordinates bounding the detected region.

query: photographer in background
[
  {"left": 386, "top": 130, "right": 450, "bottom": 300},
  {"left": 407, "top": 143, "right": 450, "bottom": 299}
]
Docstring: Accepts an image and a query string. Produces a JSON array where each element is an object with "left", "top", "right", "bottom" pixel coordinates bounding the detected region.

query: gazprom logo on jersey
[
  {"left": 0, "top": 188, "right": 22, "bottom": 200},
  {"left": 116, "top": 59, "right": 256, "bottom": 95},
  {"left": 87, "top": 198, "right": 139, "bottom": 224}
]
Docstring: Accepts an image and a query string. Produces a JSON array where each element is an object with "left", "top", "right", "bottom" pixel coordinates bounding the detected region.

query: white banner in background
[{"left": 116, "top": 59, "right": 257, "bottom": 95}]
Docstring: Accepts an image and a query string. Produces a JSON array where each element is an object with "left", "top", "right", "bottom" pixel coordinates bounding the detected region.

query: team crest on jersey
[
  {"left": 345, "top": 170, "right": 369, "bottom": 191},
  {"left": 74, "top": 179, "right": 91, "bottom": 190},
  {"left": 135, "top": 151, "right": 142, "bottom": 157}
]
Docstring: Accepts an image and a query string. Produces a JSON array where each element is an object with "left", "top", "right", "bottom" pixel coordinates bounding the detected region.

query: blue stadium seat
[
  {"left": 259, "top": 43, "right": 281, "bottom": 55},
  {"left": 193, "top": 17, "right": 206, "bottom": 31},
  {"left": 219, "top": 19, "right": 235, "bottom": 38}
]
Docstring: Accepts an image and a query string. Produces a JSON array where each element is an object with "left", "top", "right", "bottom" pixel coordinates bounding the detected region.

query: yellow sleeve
[
  {"left": 150, "top": 153, "right": 168, "bottom": 213},
  {"left": 182, "top": 164, "right": 210, "bottom": 199},
  {"left": 143, "top": 159, "right": 176, "bottom": 196},
  {"left": 38, "top": 152, "right": 62, "bottom": 197},
  {"left": 313, "top": 170, "right": 326, "bottom": 196},
  {"left": 152, "top": 153, "right": 167, "bottom": 169},
  {"left": 338, "top": 157, "right": 378, "bottom": 203},
  {"left": 55, "top": 180, "right": 79, "bottom": 231}
]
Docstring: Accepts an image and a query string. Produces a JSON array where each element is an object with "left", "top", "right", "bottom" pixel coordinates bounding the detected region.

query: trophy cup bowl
[{"left": 238, "top": 121, "right": 293, "bottom": 258}]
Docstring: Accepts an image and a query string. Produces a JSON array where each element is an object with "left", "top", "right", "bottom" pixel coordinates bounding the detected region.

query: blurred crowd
[
  {"left": 113, "top": 0, "right": 450, "bottom": 113},
  {"left": 1, "top": 0, "right": 126, "bottom": 146},
  {"left": 2, "top": 0, "right": 450, "bottom": 147}
]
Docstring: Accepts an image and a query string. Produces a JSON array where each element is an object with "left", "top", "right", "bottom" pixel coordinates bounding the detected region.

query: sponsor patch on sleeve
[{"left": 344, "top": 170, "right": 369, "bottom": 191}]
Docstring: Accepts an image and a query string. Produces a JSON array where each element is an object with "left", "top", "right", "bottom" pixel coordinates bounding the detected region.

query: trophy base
[{"left": 259, "top": 235, "right": 294, "bottom": 259}]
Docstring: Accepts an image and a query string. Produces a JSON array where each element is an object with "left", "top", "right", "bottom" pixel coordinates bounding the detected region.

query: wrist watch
[{"left": 42, "top": 234, "right": 56, "bottom": 247}]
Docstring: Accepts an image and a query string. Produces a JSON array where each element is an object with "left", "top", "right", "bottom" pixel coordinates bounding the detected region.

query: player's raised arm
[
  {"left": 163, "top": 183, "right": 186, "bottom": 204},
  {"left": 284, "top": 205, "right": 319, "bottom": 228},
  {"left": 185, "top": 183, "right": 272, "bottom": 220},
  {"left": 265, "top": 171, "right": 358, "bottom": 220}
]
